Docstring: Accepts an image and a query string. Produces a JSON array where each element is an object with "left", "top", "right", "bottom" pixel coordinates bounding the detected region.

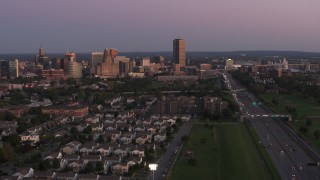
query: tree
[
  {"left": 2, "top": 134, "right": 21, "bottom": 147},
  {"left": 95, "top": 161, "right": 104, "bottom": 173},
  {"left": 52, "top": 158, "right": 60, "bottom": 169},
  {"left": 200, "top": 137, "right": 207, "bottom": 144},
  {"left": 306, "top": 118, "right": 313, "bottom": 126},
  {"left": 181, "top": 135, "right": 189, "bottom": 142},
  {"left": 314, "top": 130, "right": 320, "bottom": 140},
  {"left": 38, "top": 159, "right": 51, "bottom": 171},
  {"left": 188, "top": 158, "right": 197, "bottom": 166},
  {"left": 70, "top": 127, "right": 79, "bottom": 138},
  {"left": 85, "top": 162, "right": 94, "bottom": 173},
  {"left": 300, "top": 125, "right": 309, "bottom": 134},
  {"left": 0, "top": 148, "right": 9, "bottom": 162},
  {"left": 97, "top": 135, "right": 104, "bottom": 143}
]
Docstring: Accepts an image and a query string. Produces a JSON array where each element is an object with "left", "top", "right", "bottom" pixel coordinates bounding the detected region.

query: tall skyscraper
[
  {"left": 91, "top": 52, "right": 104, "bottom": 74},
  {"left": 63, "top": 52, "right": 76, "bottom": 74},
  {"left": 9, "top": 59, "right": 19, "bottom": 79},
  {"left": 173, "top": 38, "right": 186, "bottom": 67},
  {"left": 36, "top": 46, "right": 49, "bottom": 69},
  {"left": 98, "top": 48, "right": 120, "bottom": 77},
  {"left": 39, "top": 46, "right": 44, "bottom": 57},
  {"left": 0, "top": 60, "right": 9, "bottom": 78},
  {"left": 65, "top": 52, "right": 82, "bottom": 78}
]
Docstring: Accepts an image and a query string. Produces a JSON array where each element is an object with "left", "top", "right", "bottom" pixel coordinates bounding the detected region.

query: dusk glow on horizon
[{"left": 1, "top": 0, "right": 320, "bottom": 53}]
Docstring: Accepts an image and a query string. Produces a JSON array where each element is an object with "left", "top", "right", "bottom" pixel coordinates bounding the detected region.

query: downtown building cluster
[{"left": 33, "top": 38, "right": 186, "bottom": 81}]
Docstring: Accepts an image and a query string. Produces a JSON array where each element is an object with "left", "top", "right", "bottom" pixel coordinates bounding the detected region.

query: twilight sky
[{"left": 0, "top": 0, "right": 320, "bottom": 53}]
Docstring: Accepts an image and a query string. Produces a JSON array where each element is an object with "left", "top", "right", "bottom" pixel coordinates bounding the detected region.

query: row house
[
  {"left": 27, "top": 126, "right": 42, "bottom": 135},
  {"left": 1, "top": 128, "right": 16, "bottom": 136},
  {"left": 166, "top": 118, "right": 176, "bottom": 125},
  {"left": 105, "top": 113, "right": 114, "bottom": 118},
  {"left": 96, "top": 143, "right": 118, "bottom": 156},
  {"left": 34, "top": 171, "right": 56, "bottom": 179},
  {"left": 133, "top": 125, "right": 145, "bottom": 132},
  {"left": 79, "top": 142, "right": 97, "bottom": 155},
  {"left": 68, "top": 160, "right": 84, "bottom": 172},
  {"left": 42, "top": 105, "right": 89, "bottom": 118},
  {"left": 112, "top": 163, "right": 129, "bottom": 175},
  {"left": 135, "top": 132, "right": 152, "bottom": 145},
  {"left": 130, "top": 146, "right": 145, "bottom": 157},
  {"left": 54, "top": 172, "right": 78, "bottom": 180},
  {"left": 120, "top": 132, "right": 135, "bottom": 145},
  {"left": 115, "top": 123, "right": 132, "bottom": 132},
  {"left": 104, "top": 130, "right": 122, "bottom": 143},
  {"left": 0, "top": 121, "right": 18, "bottom": 129},
  {"left": 104, "top": 118, "right": 115, "bottom": 124},
  {"left": 113, "top": 146, "right": 129, "bottom": 157},
  {"left": 44, "top": 152, "right": 63, "bottom": 160},
  {"left": 62, "top": 141, "right": 81, "bottom": 154},
  {"left": 150, "top": 114, "right": 160, "bottom": 121},
  {"left": 104, "top": 124, "right": 117, "bottom": 131},
  {"left": 104, "top": 157, "right": 121, "bottom": 172},
  {"left": 54, "top": 130, "right": 69, "bottom": 138},
  {"left": 63, "top": 154, "right": 80, "bottom": 161},
  {"left": 82, "top": 155, "right": 102, "bottom": 164},
  {"left": 77, "top": 123, "right": 88, "bottom": 132},
  {"left": 78, "top": 174, "right": 100, "bottom": 180},
  {"left": 20, "top": 134, "right": 40, "bottom": 144},
  {"left": 111, "top": 158, "right": 143, "bottom": 175},
  {"left": 92, "top": 130, "right": 104, "bottom": 141},
  {"left": 85, "top": 116, "right": 100, "bottom": 124},
  {"left": 90, "top": 123, "right": 104, "bottom": 131},
  {"left": 114, "top": 118, "right": 127, "bottom": 124},
  {"left": 117, "top": 110, "right": 135, "bottom": 119},
  {"left": 127, "top": 157, "right": 143, "bottom": 167},
  {"left": 154, "top": 132, "right": 167, "bottom": 143},
  {"left": 12, "top": 168, "right": 34, "bottom": 178},
  {"left": 141, "top": 119, "right": 152, "bottom": 126}
]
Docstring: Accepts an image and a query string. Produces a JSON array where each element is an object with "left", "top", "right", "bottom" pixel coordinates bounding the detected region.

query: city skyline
[{"left": 1, "top": 0, "right": 320, "bottom": 53}]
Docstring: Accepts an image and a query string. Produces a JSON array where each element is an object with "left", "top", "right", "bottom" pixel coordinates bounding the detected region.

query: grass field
[
  {"left": 168, "top": 124, "right": 275, "bottom": 180},
  {"left": 258, "top": 93, "right": 320, "bottom": 152}
]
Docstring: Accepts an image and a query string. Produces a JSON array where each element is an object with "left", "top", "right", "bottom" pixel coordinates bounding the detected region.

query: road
[
  {"left": 151, "top": 122, "right": 192, "bottom": 180},
  {"left": 224, "top": 73, "right": 320, "bottom": 180}
]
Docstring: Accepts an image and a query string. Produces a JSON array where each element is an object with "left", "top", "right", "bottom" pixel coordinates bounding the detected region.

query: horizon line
[{"left": 1, "top": 50, "right": 320, "bottom": 55}]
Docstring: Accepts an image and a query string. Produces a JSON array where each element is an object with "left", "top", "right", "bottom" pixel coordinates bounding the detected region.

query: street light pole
[{"left": 149, "top": 164, "right": 158, "bottom": 180}]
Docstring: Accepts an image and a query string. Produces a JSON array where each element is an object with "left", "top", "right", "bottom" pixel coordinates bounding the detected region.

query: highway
[{"left": 224, "top": 73, "right": 320, "bottom": 180}]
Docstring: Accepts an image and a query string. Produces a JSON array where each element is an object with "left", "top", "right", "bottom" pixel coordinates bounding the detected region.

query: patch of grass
[{"left": 168, "top": 124, "right": 273, "bottom": 180}]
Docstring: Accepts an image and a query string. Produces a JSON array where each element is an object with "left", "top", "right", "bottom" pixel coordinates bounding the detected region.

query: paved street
[{"left": 151, "top": 122, "right": 192, "bottom": 180}]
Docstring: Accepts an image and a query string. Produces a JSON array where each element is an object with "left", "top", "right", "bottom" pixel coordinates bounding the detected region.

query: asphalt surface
[
  {"left": 151, "top": 122, "right": 192, "bottom": 180},
  {"left": 224, "top": 73, "right": 320, "bottom": 180}
]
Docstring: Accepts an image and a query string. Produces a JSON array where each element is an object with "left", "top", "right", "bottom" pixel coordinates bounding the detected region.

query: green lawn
[
  {"left": 258, "top": 93, "right": 320, "bottom": 152},
  {"left": 168, "top": 124, "right": 274, "bottom": 180}
]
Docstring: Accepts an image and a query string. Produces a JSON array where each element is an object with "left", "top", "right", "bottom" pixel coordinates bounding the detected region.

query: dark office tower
[
  {"left": 36, "top": 46, "right": 49, "bottom": 69},
  {"left": 0, "top": 60, "right": 10, "bottom": 78},
  {"left": 51, "top": 58, "right": 62, "bottom": 69},
  {"left": 173, "top": 38, "right": 186, "bottom": 67}
]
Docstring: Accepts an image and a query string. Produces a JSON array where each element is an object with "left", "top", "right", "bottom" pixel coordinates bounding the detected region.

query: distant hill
[{"left": 1, "top": 51, "right": 320, "bottom": 61}]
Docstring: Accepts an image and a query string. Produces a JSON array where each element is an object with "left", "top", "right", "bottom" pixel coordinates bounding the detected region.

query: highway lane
[{"left": 223, "top": 73, "right": 320, "bottom": 180}]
